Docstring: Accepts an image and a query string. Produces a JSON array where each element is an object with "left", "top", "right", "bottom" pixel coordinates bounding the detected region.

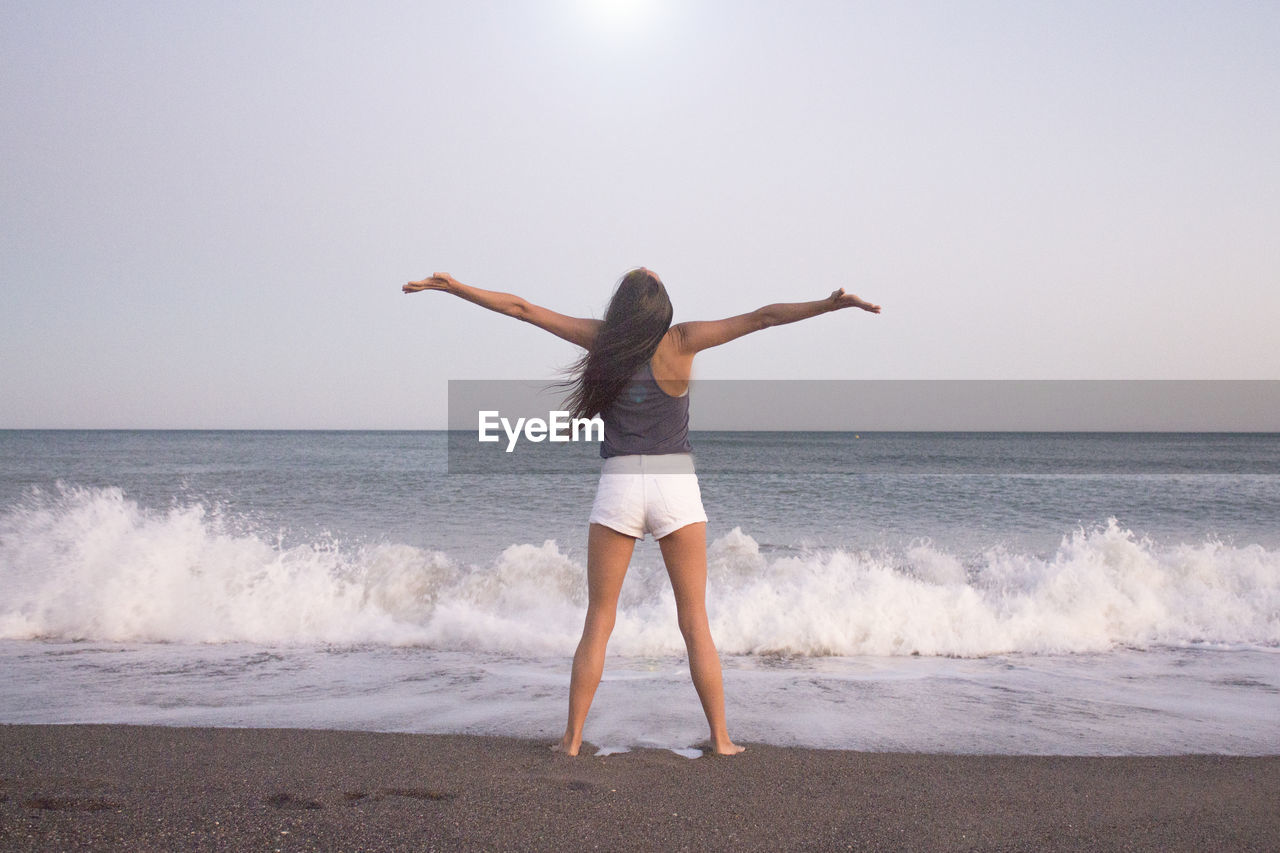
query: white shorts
[{"left": 588, "top": 453, "right": 708, "bottom": 540}]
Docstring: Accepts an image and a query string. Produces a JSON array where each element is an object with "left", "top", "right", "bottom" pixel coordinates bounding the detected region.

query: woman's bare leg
[
  {"left": 657, "top": 522, "right": 744, "bottom": 755},
  {"left": 556, "top": 522, "right": 636, "bottom": 756}
]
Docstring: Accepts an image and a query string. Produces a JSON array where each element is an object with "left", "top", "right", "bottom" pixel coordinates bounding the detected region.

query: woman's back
[{"left": 599, "top": 360, "right": 692, "bottom": 458}]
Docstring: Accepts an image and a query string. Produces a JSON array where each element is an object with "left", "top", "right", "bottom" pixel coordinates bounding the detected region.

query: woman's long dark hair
[{"left": 562, "top": 268, "right": 673, "bottom": 420}]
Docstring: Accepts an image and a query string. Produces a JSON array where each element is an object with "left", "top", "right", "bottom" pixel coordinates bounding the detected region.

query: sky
[{"left": 2, "top": 0, "right": 1278, "bottom": 429}]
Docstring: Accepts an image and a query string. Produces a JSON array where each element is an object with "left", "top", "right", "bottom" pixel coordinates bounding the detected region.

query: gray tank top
[{"left": 599, "top": 361, "right": 692, "bottom": 458}]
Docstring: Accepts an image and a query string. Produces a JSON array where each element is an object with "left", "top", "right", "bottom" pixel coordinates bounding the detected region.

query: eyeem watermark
[{"left": 478, "top": 410, "right": 604, "bottom": 452}]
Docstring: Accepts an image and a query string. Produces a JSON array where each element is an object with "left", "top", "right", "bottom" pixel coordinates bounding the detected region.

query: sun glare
[{"left": 581, "top": 0, "right": 658, "bottom": 34}]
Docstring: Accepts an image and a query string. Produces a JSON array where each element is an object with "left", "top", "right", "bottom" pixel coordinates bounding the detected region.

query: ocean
[{"left": 1, "top": 430, "right": 1277, "bottom": 755}]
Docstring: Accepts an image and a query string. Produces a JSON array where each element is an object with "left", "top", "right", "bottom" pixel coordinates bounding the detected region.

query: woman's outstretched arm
[
  {"left": 403, "top": 272, "right": 601, "bottom": 350},
  {"left": 672, "top": 289, "right": 880, "bottom": 355}
]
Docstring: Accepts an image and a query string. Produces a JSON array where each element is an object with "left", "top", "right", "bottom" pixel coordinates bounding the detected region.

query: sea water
[{"left": 1, "top": 430, "right": 1277, "bottom": 755}]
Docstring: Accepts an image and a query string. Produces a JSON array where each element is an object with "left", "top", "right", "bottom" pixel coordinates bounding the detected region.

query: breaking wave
[{"left": 2, "top": 486, "right": 1277, "bottom": 656}]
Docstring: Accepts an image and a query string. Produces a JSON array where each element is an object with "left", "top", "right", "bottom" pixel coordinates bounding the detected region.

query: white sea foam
[{"left": 2, "top": 486, "right": 1278, "bottom": 655}]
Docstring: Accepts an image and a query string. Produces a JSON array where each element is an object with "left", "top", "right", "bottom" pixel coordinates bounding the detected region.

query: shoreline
[{"left": 2, "top": 724, "right": 1277, "bottom": 851}]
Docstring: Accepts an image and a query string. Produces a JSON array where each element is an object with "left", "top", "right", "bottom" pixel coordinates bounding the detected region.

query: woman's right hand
[
  {"left": 402, "top": 272, "right": 460, "bottom": 294},
  {"left": 830, "top": 288, "right": 881, "bottom": 314}
]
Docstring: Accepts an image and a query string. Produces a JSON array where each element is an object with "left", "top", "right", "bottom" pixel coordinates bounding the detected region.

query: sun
[{"left": 581, "top": 0, "right": 658, "bottom": 34}]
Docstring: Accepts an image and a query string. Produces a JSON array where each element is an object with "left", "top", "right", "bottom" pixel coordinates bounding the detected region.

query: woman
[{"left": 402, "top": 269, "right": 881, "bottom": 755}]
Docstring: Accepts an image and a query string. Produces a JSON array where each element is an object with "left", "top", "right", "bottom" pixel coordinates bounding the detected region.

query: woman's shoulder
[
  {"left": 651, "top": 330, "right": 688, "bottom": 368},
  {"left": 649, "top": 331, "right": 693, "bottom": 395}
]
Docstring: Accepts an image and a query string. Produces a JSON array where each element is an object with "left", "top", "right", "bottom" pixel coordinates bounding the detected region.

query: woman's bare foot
[
  {"left": 698, "top": 737, "right": 745, "bottom": 756},
  {"left": 551, "top": 735, "right": 581, "bottom": 756}
]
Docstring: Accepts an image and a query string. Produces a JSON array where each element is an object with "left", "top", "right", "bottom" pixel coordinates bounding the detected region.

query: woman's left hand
[
  {"left": 403, "top": 273, "right": 460, "bottom": 294},
  {"left": 830, "top": 288, "right": 881, "bottom": 314}
]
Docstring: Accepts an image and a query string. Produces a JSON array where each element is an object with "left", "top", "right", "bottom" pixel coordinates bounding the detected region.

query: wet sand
[{"left": 1, "top": 724, "right": 1276, "bottom": 851}]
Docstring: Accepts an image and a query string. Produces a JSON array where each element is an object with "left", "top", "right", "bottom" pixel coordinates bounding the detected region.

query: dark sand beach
[{"left": 1, "top": 725, "right": 1276, "bottom": 852}]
